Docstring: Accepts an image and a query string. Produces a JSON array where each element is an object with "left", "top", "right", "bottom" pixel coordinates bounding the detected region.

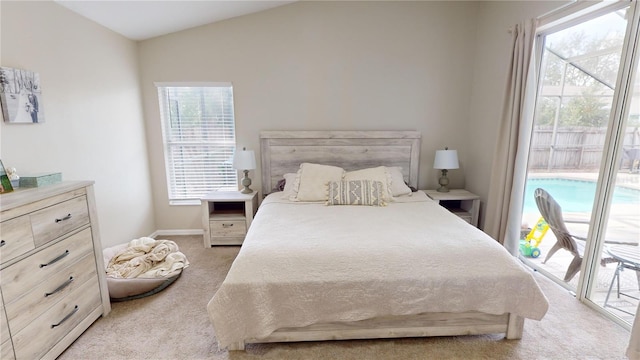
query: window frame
[{"left": 155, "top": 82, "right": 238, "bottom": 205}]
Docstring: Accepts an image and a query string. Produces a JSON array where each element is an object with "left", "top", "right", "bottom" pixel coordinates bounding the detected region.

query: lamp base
[
  {"left": 240, "top": 170, "right": 253, "bottom": 194},
  {"left": 437, "top": 169, "right": 450, "bottom": 193}
]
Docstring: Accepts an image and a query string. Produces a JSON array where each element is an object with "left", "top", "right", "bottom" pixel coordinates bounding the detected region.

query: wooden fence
[{"left": 529, "top": 126, "right": 640, "bottom": 170}]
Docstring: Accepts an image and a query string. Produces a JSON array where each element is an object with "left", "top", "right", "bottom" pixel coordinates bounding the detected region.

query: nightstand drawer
[
  {"left": 450, "top": 209, "right": 472, "bottom": 224},
  {"left": 209, "top": 220, "right": 247, "bottom": 238},
  {"left": 423, "top": 189, "right": 480, "bottom": 228}
]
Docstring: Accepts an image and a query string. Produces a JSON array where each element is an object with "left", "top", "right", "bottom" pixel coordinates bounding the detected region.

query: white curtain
[
  {"left": 485, "top": 19, "right": 539, "bottom": 256},
  {"left": 629, "top": 301, "right": 640, "bottom": 360}
]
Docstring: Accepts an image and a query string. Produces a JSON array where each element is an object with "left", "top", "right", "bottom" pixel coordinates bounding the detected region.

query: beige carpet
[{"left": 59, "top": 235, "right": 632, "bottom": 360}]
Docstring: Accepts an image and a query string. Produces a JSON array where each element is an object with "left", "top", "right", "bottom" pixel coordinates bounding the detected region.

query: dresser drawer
[
  {"left": 210, "top": 219, "right": 246, "bottom": 238},
  {"left": 1, "top": 298, "right": 9, "bottom": 344},
  {"left": 0, "top": 216, "right": 35, "bottom": 266},
  {"left": 30, "top": 195, "right": 90, "bottom": 247},
  {"left": 12, "top": 278, "right": 101, "bottom": 360},
  {"left": 5, "top": 254, "right": 98, "bottom": 335},
  {"left": 1, "top": 340, "right": 14, "bottom": 360},
  {"left": 1, "top": 228, "right": 94, "bottom": 304},
  {"left": 1, "top": 297, "right": 15, "bottom": 360}
]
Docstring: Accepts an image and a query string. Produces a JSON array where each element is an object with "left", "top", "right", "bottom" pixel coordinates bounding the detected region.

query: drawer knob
[
  {"left": 55, "top": 213, "right": 72, "bottom": 223},
  {"left": 222, "top": 223, "right": 234, "bottom": 228},
  {"left": 40, "top": 250, "right": 70, "bottom": 268},
  {"left": 0, "top": 240, "right": 5, "bottom": 247},
  {"left": 45, "top": 276, "right": 75, "bottom": 297},
  {"left": 51, "top": 305, "right": 79, "bottom": 329}
]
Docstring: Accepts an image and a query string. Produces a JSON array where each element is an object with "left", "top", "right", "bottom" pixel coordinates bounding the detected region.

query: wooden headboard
[{"left": 260, "top": 131, "right": 421, "bottom": 195}]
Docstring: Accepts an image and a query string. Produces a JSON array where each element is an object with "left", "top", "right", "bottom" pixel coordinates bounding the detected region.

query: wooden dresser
[{"left": 0, "top": 181, "right": 111, "bottom": 359}]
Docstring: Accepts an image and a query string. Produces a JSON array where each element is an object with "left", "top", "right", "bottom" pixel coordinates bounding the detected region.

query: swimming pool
[{"left": 522, "top": 178, "right": 640, "bottom": 213}]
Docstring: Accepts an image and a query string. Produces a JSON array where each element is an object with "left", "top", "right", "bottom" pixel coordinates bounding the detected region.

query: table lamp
[
  {"left": 233, "top": 147, "right": 256, "bottom": 194},
  {"left": 433, "top": 147, "right": 459, "bottom": 193}
]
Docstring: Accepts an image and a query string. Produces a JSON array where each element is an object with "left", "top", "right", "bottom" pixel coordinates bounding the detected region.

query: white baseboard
[{"left": 149, "top": 229, "right": 204, "bottom": 238}]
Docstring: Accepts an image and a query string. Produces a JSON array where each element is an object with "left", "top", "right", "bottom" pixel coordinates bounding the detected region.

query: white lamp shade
[
  {"left": 233, "top": 149, "right": 256, "bottom": 170},
  {"left": 433, "top": 149, "right": 459, "bottom": 170}
]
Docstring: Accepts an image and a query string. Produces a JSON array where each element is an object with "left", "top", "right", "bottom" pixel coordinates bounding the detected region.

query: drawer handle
[
  {"left": 51, "top": 305, "right": 79, "bottom": 329},
  {"left": 55, "top": 213, "right": 72, "bottom": 223},
  {"left": 45, "top": 276, "right": 74, "bottom": 297},
  {"left": 40, "top": 250, "right": 70, "bottom": 268},
  {"left": 222, "top": 223, "right": 234, "bottom": 228},
  {"left": 0, "top": 240, "right": 5, "bottom": 247}
]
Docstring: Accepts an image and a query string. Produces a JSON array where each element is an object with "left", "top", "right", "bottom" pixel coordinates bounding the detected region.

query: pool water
[{"left": 523, "top": 178, "right": 640, "bottom": 213}]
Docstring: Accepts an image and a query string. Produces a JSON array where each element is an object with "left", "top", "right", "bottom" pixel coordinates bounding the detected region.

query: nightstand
[
  {"left": 423, "top": 189, "right": 480, "bottom": 227},
  {"left": 201, "top": 191, "right": 258, "bottom": 247}
]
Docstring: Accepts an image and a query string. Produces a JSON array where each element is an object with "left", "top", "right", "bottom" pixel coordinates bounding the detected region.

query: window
[{"left": 156, "top": 83, "right": 237, "bottom": 204}]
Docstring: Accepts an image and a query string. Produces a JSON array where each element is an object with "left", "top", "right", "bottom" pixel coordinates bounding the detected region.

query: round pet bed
[{"left": 103, "top": 243, "right": 183, "bottom": 302}]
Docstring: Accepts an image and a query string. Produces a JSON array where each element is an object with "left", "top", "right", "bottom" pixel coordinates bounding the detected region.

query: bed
[{"left": 207, "top": 131, "right": 548, "bottom": 351}]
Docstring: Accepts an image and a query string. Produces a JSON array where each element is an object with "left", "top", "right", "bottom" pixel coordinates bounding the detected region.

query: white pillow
[
  {"left": 292, "top": 163, "right": 345, "bottom": 202},
  {"left": 344, "top": 166, "right": 393, "bottom": 201},
  {"left": 280, "top": 173, "right": 297, "bottom": 199},
  {"left": 386, "top": 166, "right": 412, "bottom": 197}
]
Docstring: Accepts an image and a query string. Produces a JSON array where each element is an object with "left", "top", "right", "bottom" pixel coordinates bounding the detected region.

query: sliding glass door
[
  {"left": 519, "top": 2, "right": 639, "bottom": 327},
  {"left": 584, "top": 35, "right": 640, "bottom": 325}
]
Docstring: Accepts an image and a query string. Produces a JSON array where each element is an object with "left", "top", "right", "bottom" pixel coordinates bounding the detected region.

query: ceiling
[{"left": 54, "top": 1, "right": 296, "bottom": 41}]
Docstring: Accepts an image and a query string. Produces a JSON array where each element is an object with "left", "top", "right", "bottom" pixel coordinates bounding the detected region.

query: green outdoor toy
[{"left": 519, "top": 217, "right": 549, "bottom": 258}]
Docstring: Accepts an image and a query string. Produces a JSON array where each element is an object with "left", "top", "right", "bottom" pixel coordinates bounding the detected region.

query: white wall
[
  {"left": 466, "top": 0, "right": 569, "bottom": 228},
  {"left": 0, "top": 1, "right": 155, "bottom": 247},
  {"left": 1, "top": 1, "right": 571, "bottom": 235},
  {"left": 138, "top": 1, "right": 480, "bottom": 230}
]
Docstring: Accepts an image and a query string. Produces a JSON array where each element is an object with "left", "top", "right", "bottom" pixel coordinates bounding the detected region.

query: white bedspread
[{"left": 207, "top": 192, "right": 548, "bottom": 348}]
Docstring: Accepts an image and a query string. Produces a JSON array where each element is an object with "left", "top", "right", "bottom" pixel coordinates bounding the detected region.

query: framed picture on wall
[
  {"left": 0, "top": 66, "right": 45, "bottom": 124},
  {"left": 0, "top": 160, "right": 14, "bottom": 194}
]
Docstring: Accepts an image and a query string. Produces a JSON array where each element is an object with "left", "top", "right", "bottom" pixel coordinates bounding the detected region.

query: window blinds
[{"left": 157, "top": 84, "right": 237, "bottom": 203}]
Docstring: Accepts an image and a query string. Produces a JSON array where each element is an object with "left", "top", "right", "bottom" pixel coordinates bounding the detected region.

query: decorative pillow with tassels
[{"left": 326, "top": 180, "right": 386, "bottom": 206}]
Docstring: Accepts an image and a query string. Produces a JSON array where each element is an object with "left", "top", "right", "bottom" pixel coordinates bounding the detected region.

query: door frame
[{"left": 528, "top": 0, "right": 640, "bottom": 330}]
